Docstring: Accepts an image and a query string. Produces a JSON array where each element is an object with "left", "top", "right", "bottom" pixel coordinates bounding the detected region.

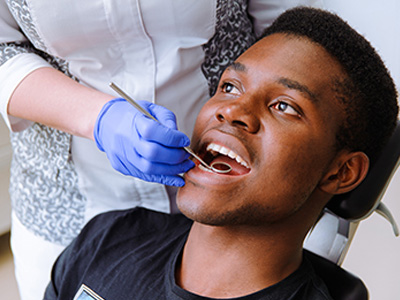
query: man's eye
[
  {"left": 221, "top": 82, "right": 240, "bottom": 95},
  {"left": 271, "top": 101, "right": 299, "bottom": 116}
]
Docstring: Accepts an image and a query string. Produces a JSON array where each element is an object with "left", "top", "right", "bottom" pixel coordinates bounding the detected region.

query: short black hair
[{"left": 262, "top": 7, "right": 399, "bottom": 165}]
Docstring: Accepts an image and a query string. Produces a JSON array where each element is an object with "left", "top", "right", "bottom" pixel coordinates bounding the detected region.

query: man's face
[{"left": 177, "top": 34, "right": 347, "bottom": 226}]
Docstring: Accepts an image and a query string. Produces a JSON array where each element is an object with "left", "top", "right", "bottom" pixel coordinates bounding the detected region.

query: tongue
[{"left": 211, "top": 155, "right": 250, "bottom": 175}]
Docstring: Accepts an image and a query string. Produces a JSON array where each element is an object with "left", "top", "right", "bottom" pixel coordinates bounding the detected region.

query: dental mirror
[
  {"left": 109, "top": 82, "right": 232, "bottom": 174},
  {"left": 210, "top": 161, "right": 233, "bottom": 172}
]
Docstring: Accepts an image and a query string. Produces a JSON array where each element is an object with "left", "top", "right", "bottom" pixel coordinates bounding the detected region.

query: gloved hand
[{"left": 94, "top": 98, "right": 195, "bottom": 186}]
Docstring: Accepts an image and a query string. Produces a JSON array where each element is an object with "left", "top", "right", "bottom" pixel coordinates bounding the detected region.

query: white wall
[{"left": 322, "top": 1, "right": 400, "bottom": 299}]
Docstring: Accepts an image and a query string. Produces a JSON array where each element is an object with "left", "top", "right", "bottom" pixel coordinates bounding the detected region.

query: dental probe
[{"left": 109, "top": 82, "right": 232, "bottom": 174}]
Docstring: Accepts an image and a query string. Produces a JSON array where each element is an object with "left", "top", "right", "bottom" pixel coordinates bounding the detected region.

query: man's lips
[{"left": 194, "top": 142, "right": 251, "bottom": 176}]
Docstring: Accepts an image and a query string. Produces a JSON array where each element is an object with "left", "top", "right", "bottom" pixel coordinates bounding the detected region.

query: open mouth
[{"left": 199, "top": 143, "right": 251, "bottom": 175}]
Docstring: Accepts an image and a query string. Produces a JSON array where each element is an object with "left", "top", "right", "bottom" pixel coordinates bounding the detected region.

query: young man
[{"left": 44, "top": 7, "right": 398, "bottom": 300}]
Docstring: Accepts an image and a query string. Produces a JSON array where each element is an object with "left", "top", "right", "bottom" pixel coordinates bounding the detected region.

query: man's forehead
[{"left": 228, "top": 34, "right": 349, "bottom": 104}]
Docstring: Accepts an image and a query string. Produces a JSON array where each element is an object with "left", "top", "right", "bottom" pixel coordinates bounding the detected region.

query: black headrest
[
  {"left": 327, "top": 121, "right": 400, "bottom": 221},
  {"left": 306, "top": 250, "right": 368, "bottom": 300}
]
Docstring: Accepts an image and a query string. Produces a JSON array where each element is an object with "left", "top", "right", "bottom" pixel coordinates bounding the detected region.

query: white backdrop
[{"left": 322, "top": 1, "right": 400, "bottom": 299}]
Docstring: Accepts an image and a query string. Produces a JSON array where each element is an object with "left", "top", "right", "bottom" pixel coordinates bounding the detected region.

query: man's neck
[{"left": 176, "top": 222, "right": 304, "bottom": 299}]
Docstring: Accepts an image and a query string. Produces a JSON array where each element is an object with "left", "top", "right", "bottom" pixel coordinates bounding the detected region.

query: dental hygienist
[{"left": 0, "top": 1, "right": 323, "bottom": 299}]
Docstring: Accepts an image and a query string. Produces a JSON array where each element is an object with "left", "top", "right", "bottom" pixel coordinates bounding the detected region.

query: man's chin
[
  {"left": 176, "top": 194, "right": 223, "bottom": 226},
  {"left": 176, "top": 196, "right": 252, "bottom": 227}
]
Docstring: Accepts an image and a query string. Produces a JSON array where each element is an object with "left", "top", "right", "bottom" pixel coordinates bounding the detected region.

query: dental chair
[{"left": 304, "top": 120, "right": 400, "bottom": 300}]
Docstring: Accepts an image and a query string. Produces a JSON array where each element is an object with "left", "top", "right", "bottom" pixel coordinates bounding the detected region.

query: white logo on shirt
[{"left": 73, "top": 284, "right": 106, "bottom": 300}]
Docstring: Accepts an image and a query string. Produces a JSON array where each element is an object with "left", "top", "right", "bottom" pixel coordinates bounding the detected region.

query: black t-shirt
[{"left": 44, "top": 208, "right": 333, "bottom": 300}]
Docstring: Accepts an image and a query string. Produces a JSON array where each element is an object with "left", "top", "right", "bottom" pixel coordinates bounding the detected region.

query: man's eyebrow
[
  {"left": 278, "top": 78, "right": 318, "bottom": 103},
  {"left": 226, "top": 62, "right": 247, "bottom": 73},
  {"left": 226, "top": 64, "right": 318, "bottom": 103}
]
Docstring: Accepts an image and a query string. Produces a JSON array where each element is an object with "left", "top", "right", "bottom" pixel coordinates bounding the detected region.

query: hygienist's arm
[
  {"left": 0, "top": 0, "right": 113, "bottom": 138},
  {"left": 8, "top": 67, "right": 113, "bottom": 139},
  {"left": 8, "top": 67, "right": 193, "bottom": 186}
]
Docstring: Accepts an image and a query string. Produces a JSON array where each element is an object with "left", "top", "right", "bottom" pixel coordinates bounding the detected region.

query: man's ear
[{"left": 318, "top": 151, "right": 369, "bottom": 195}]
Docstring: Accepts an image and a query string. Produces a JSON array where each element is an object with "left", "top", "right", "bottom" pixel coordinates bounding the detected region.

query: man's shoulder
[
  {"left": 255, "top": 252, "right": 333, "bottom": 300},
  {"left": 301, "top": 252, "right": 334, "bottom": 300},
  {"left": 44, "top": 208, "right": 192, "bottom": 299},
  {"left": 79, "top": 207, "right": 192, "bottom": 245}
]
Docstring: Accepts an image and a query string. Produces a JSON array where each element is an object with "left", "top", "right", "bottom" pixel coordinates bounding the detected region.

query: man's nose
[{"left": 215, "top": 100, "right": 260, "bottom": 133}]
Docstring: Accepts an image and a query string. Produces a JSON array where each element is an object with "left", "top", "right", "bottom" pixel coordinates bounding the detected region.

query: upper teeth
[{"left": 206, "top": 143, "right": 250, "bottom": 169}]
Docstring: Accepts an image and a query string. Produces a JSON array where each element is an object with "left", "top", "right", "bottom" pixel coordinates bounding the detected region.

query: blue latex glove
[{"left": 94, "top": 98, "right": 195, "bottom": 186}]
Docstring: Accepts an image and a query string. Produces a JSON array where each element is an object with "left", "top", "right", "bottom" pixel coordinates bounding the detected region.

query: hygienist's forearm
[{"left": 8, "top": 67, "right": 114, "bottom": 140}]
